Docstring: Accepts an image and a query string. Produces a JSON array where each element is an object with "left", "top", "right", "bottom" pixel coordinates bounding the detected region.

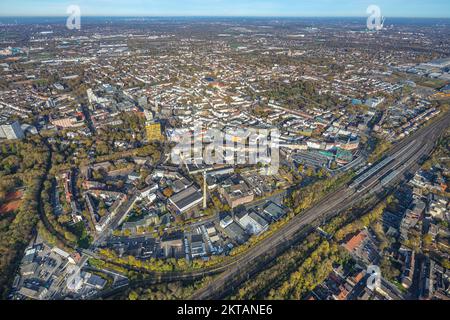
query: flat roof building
[
  {"left": 223, "top": 222, "right": 248, "bottom": 245},
  {"left": 161, "top": 233, "right": 184, "bottom": 259},
  {"left": 169, "top": 185, "right": 203, "bottom": 214},
  {"left": 263, "top": 201, "right": 287, "bottom": 221},
  {"left": 219, "top": 175, "right": 254, "bottom": 209},
  {"left": 236, "top": 210, "right": 269, "bottom": 236},
  {"left": 190, "top": 234, "right": 206, "bottom": 258},
  {"left": 146, "top": 122, "right": 164, "bottom": 141},
  {"left": 0, "top": 121, "right": 25, "bottom": 140}
]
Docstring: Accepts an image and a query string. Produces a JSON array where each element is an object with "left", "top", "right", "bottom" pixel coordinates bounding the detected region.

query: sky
[{"left": 1, "top": 0, "right": 450, "bottom": 18}]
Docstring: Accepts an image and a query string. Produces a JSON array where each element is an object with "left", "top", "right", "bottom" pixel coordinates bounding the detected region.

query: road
[
  {"left": 89, "top": 111, "right": 448, "bottom": 300},
  {"left": 92, "top": 141, "right": 170, "bottom": 246},
  {"left": 190, "top": 111, "right": 450, "bottom": 300}
]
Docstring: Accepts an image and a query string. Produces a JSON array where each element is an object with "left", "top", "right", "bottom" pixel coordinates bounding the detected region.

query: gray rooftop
[{"left": 169, "top": 185, "right": 203, "bottom": 212}]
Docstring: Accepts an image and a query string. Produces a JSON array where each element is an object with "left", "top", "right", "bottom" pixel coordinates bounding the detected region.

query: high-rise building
[
  {"left": 145, "top": 122, "right": 164, "bottom": 141},
  {"left": 0, "top": 121, "right": 25, "bottom": 140},
  {"left": 138, "top": 96, "right": 148, "bottom": 109},
  {"left": 143, "top": 110, "right": 154, "bottom": 122}
]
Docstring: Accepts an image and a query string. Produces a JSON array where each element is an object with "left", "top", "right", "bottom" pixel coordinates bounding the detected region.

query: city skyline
[
  {"left": 1, "top": 0, "right": 450, "bottom": 18},
  {"left": 0, "top": 0, "right": 449, "bottom": 306}
]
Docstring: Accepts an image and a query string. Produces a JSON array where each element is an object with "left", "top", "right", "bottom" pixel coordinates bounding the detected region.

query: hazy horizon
[{"left": 1, "top": 0, "right": 450, "bottom": 19}]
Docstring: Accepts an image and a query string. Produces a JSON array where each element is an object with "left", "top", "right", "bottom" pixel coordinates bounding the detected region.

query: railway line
[
  {"left": 90, "top": 112, "right": 449, "bottom": 300},
  {"left": 190, "top": 111, "right": 450, "bottom": 300}
]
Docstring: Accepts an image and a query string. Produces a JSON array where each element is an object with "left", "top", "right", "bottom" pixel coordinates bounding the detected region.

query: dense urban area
[{"left": 0, "top": 16, "right": 449, "bottom": 301}]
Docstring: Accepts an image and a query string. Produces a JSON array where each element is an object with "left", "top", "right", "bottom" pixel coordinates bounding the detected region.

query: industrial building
[
  {"left": 219, "top": 175, "right": 254, "bottom": 209},
  {"left": 168, "top": 185, "right": 204, "bottom": 214},
  {"left": 0, "top": 121, "right": 25, "bottom": 140}
]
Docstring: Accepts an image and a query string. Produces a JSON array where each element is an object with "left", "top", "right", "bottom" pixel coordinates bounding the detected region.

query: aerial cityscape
[{"left": 0, "top": 0, "right": 449, "bottom": 306}]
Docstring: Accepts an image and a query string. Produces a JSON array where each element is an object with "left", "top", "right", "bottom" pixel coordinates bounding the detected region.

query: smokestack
[{"left": 203, "top": 170, "right": 207, "bottom": 209}]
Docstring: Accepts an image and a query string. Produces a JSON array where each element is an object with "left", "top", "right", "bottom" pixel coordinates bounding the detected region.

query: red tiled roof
[
  {"left": 353, "top": 271, "right": 365, "bottom": 283},
  {"left": 344, "top": 231, "right": 367, "bottom": 252}
]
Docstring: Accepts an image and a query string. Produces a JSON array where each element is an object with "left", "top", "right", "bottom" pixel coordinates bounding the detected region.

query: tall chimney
[{"left": 203, "top": 170, "right": 207, "bottom": 209}]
